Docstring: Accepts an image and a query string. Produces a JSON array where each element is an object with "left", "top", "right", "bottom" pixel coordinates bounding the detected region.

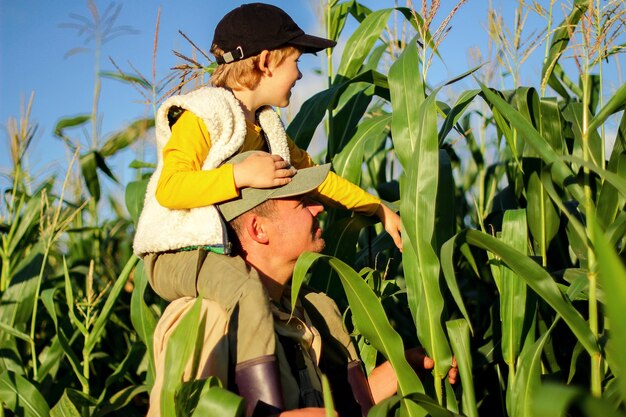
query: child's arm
[
  {"left": 155, "top": 111, "right": 295, "bottom": 209},
  {"left": 287, "top": 139, "right": 403, "bottom": 251}
]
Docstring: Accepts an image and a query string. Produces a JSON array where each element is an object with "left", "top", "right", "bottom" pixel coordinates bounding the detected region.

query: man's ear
[
  {"left": 245, "top": 214, "right": 269, "bottom": 244},
  {"left": 258, "top": 50, "right": 272, "bottom": 75}
]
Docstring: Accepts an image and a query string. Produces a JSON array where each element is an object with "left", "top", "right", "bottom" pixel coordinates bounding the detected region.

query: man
[{"left": 148, "top": 152, "right": 456, "bottom": 417}]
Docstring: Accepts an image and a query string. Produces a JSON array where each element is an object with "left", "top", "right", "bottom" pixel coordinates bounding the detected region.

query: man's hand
[
  {"left": 233, "top": 152, "right": 297, "bottom": 189},
  {"left": 375, "top": 203, "right": 403, "bottom": 251},
  {"left": 369, "top": 347, "right": 459, "bottom": 404},
  {"left": 406, "top": 347, "right": 458, "bottom": 385}
]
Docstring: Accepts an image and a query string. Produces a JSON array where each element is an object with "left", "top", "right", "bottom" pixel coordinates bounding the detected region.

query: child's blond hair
[{"left": 210, "top": 45, "right": 300, "bottom": 90}]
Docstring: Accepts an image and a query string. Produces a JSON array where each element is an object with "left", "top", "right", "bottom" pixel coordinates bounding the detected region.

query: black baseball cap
[{"left": 212, "top": 3, "right": 336, "bottom": 64}]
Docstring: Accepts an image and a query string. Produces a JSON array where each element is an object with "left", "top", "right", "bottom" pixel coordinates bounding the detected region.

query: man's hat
[
  {"left": 217, "top": 151, "right": 330, "bottom": 221},
  {"left": 212, "top": 3, "right": 336, "bottom": 64}
]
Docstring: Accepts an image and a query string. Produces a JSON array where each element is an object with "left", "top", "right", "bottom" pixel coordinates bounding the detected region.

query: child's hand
[
  {"left": 376, "top": 203, "right": 403, "bottom": 251},
  {"left": 233, "top": 152, "right": 297, "bottom": 189}
]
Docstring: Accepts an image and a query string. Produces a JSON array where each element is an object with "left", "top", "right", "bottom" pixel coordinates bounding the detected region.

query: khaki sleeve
[
  {"left": 155, "top": 111, "right": 239, "bottom": 209},
  {"left": 148, "top": 297, "right": 230, "bottom": 417}
]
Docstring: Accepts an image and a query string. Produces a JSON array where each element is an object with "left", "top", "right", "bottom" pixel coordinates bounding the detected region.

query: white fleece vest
[{"left": 133, "top": 87, "right": 291, "bottom": 256}]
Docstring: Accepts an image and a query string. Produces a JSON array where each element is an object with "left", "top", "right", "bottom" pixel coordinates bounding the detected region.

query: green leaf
[
  {"left": 161, "top": 298, "right": 204, "bottom": 417},
  {"left": 507, "top": 319, "right": 557, "bottom": 417},
  {"left": 438, "top": 90, "right": 480, "bottom": 143},
  {"left": 591, "top": 218, "right": 626, "bottom": 402},
  {"left": 50, "top": 388, "right": 96, "bottom": 417},
  {"left": 130, "top": 260, "right": 157, "bottom": 389},
  {"left": 54, "top": 115, "right": 90, "bottom": 138},
  {"left": 532, "top": 383, "right": 626, "bottom": 417},
  {"left": 40, "top": 288, "right": 88, "bottom": 389},
  {"left": 588, "top": 81, "right": 626, "bottom": 134},
  {"left": 321, "top": 374, "right": 336, "bottom": 417},
  {"left": 336, "top": 9, "right": 393, "bottom": 79},
  {"left": 6, "top": 192, "right": 42, "bottom": 257},
  {"left": 440, "top": 237, "right": 473, "bottom": 333},
  {"left": 189, "top": 383, "right": 244, "bottom": 417},
  {"left": 125, "top": 179, "right": 149, "bottom": 225},
  {"left": 328, "top": 86, "right": 374, "bottom": 159},
  {"left": 499, "top": 209, "right": 529, "bottom": 372},
  {"left": 0, "top": 371, "right": 50, "bottom": 417},
  {"left": 100, "top": 118, "right": 154, "bottom": 157},
  {"left": 93, "top": 385, "right": 149, "bottom": 417},
  {"left": 526, "top": 172, "right": 559, "bottom": 261},
  {"left": 541, "top": 0, "right": 588, "bottom": 95},
  {"left": 292, "top": 253, "right": 425, "bottom": 401},
  {"left": 0, "top": 246, "right": 44, "bottom": 339},
  {"left": 99, "top": 71, "right": 152, "bottom": 89},
  {"left": 390, "top": 36, "right": 452, "bottom": 382},
  {"left": 288, "top": 70, "right": 389, "bottom": 150},
  {"left": 129, "top": 159, "right": 157, "bottom": 169},
  {"left": 389, "top": 35, "right": 425, "bottom": 168},
  {"left": 94, "top": 150, "right": 118, "bottom": 183},
  {"left": 80, "top": 151, "right": 101, "bottom": 201},
  {"left": 445, "top": 319, "right": 478, "bottom": 417},
  {"left": 85, "top": 255, "right": 139, "bottom": 353},
  {"left": 332, "top": 114, "right": 391, "bottom": 184},
  {"left": 327, "top": 2, "right": 351, "bottom": 41},
  {"left": 463, "top": 229, "right": 599, "bottom": 356},
  {"left": 538, "top": 97, "right": 564, "bottom": 155},
  {"left": 477, "top": 81, "right": 584, "bottom": 203}
]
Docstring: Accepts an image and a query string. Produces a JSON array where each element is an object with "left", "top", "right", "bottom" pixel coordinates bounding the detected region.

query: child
[{"left": 134, "top": 2, "right": 402, "bottom": 411}]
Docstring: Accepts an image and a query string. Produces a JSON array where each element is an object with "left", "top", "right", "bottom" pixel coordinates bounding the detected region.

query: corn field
[{"left": 1, "top": 1, "right": 626, "bottom": 416}]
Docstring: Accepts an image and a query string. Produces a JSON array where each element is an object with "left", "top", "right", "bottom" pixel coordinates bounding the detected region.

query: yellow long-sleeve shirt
[{"left": 155, "top": 110, "right": 381, "bottom": 215}]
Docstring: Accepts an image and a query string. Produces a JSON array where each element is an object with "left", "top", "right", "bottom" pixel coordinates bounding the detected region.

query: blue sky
[{"left": 1, "top": 1, "right": 617, "bottom": 194}]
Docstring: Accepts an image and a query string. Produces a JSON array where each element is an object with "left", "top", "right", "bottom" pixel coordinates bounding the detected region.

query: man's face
[{"left": 267, "top": 196, "right": 325, "bottom": 259}]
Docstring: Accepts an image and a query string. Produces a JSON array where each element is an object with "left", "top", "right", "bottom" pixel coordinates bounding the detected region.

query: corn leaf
[
  {"left": 588, "top": 81, "right": 626, "bottom": 134},
  {"left": 130, "top": 260, "right": 157, "bottom": 388},
  {"left": 478, "top": 81, "right": 584, "bottom": 203},
  {"left": 500, "top": 209, "right": 529, "bottom": 372},
  {"left": 161, "top": 298, "right": 203, "bottom": 417},
  {"left": 189, "top": 382, "right": 244, "bottom": 417},
  {"left": 288, "top": 70, "right": 389, "bottom": 149},
  {"left": 333, "top": 114, "right": 391, "bottom": 184},
  {"left": 527, "top": 172, "right": 559, "bottom": 260},
  {"left": 100, "top": 118, "right": 154, "bottom": 157},
  {"left": 532, "top": 383, "right": 626, "bottom": 417},
  {"left": 50, "top": 388, "right": 95, "bottom": 417},
  {"left": 591, "top": 219, "right": 626, "bottom": 402},
  {"left": 85, "top": 255, "right": 139, "bottom": 353},
  {"left": 463, "top": 229, "right": 598, "bottom": 356},
  {"left": 541, "top": 0, "right": 588, "bottom": 97},
  {"left": 390, "top": 36, "right": 452, "bottom": 381},
  {"left": 0, "top": 370, "right": 50, "bottom": 417},
  {"left": 328, "top": 86, "right": 375, "bottom": 159},
  {"left": 40, "top": 288, "right": 88, "bottom": 389},
  {"left": 291, "top": 252, "right": 425, "bottom": 399},
  {"left": 446, "top": 319, "right": 478, "bottom": 417},
  {"left": 336, "top": 9, "right": 392, "bottom": 79},
  {"left": 507, "top": 319, "right": 557, "bottom": 417}
]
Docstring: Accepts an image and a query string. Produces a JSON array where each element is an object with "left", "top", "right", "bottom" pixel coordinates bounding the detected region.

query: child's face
[{"left": 264, "top": 50, "right": 303, "bottom": 108}]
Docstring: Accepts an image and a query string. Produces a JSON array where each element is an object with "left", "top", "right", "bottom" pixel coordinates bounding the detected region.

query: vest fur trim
[{"left": 133, "top": 87, "right": 291, "bottom": 256}]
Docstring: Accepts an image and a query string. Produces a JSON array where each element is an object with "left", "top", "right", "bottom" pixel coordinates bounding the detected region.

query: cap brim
[
  {"left": 218, "top": 162, "right": 331, "bottom": 222},
  {"left": 287, "top": 34, "right": 336, "bottom": 54}
]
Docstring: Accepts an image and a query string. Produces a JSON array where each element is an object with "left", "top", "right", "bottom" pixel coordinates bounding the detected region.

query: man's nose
[
  {"left": 306, "top": 200, "right": 324, "bottom": 217},
  {"left": 297, "top": 69, "right": 303, "bottom": 80}
]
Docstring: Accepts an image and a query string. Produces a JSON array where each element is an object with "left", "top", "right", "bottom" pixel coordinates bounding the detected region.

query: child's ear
[{"left": 258, "top": 50, "right": 271, "bottom": 75}]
